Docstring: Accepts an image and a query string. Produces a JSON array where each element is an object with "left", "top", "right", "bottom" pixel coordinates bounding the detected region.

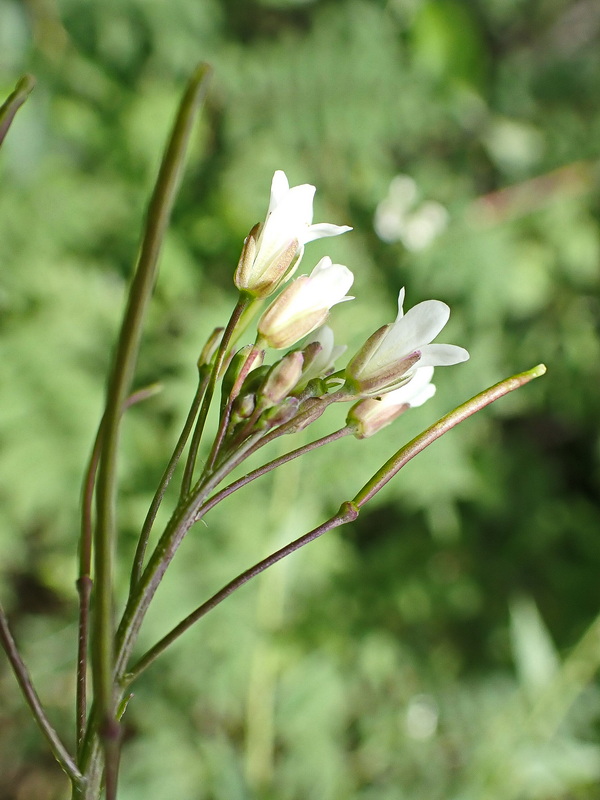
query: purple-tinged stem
[{"left": 0, "top": 604, "right": 83, "bottom": 787}]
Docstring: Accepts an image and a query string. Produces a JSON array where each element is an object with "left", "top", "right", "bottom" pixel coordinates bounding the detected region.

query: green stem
[
  {"left": 352, "top": 364, "right": 547, "bottom": 508},
  {"left": 0, "top": 74, "right": 35, "bottom": 147},
  {"left": 204, "top": 342, "right": 263, "bottom": 472},
  {"left": 0, "top": 604, "right": 83, "bottom": 788},
  {"left": 196, "top": 426, "right": 353, "bottom": 521},
  {"left": 180, "top": 294, "right": 252, "bottom": 497},
  {"left": 92, "top": 62, "right": 212, "bottom": 797},
  {"left": 130, "top": 370, "right": 210, "bottom": 590},
  {"left": 123, "top": 365, "right": 546, "bottom": 684},
  {"left": 77, "top": 385, "right": 161, "bottom": 757},
  {"left": 123, "top": 502, "right": 360, "bottom": 685}
]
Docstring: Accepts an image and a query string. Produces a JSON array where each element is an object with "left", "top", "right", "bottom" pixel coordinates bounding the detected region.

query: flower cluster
[{"left": 226, "top": 170, "right": 469, "bottom": 444}]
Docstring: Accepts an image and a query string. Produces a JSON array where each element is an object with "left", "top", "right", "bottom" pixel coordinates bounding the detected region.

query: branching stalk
[
  {"left": 123, "top": 365, "right": 546, "bottom": 684},
  {"left": 123, "top": 502, "right": 360, "bottom": 684},
  {"left": 130, "top": 370, "right": 210, "bottom": 590}
]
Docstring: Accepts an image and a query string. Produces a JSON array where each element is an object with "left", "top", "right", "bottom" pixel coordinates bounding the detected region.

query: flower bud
[
  {"left": 220, "top": 345, "right": 264, "bottom": 407},
  {"left": 197, "top": 327, "right": 224, "bottom": 369},
  {"left": 259, "top": 351, "right": 304, "bottom": 407},
  {"left": 231, "top": 392, "right": 256, "bottom": 423},
  {"left": 262, "top": 396, "right": 301, "bottom": 428}
]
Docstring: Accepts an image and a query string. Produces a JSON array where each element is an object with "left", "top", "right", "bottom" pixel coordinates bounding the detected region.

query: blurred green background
[{"left": 1, "top": 0, "right": 600, "bottom": 798}]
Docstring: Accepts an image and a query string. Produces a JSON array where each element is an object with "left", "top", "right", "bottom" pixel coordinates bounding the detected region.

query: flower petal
[
  {"left": 370, "top": 300, "right": 450, "bottom": 370},
  {"left": 417, "top": 343, "right": 470, "bottom": 368},
  {"left": 268, "top": 170, "right": 291, "bottom": 213},
  {"left": 304, "top": 222, "right": 353, "bottom": 244},
  {"left": 395, "top": 287, "right": 406, "bottom": 321}
]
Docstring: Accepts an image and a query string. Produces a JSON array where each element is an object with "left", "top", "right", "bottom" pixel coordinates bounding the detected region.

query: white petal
[
  {"left": 303, "top": 222, "right": 353, "bottom": 244},
  {"left": 281, "top": 184, "right": 316, "bottom": 225},
  {"left": 310, "top": 256, "right": 333, "bottom": 275},
  {"left": 372, "top": 300, "right": 450, "bottom": 369},
  {"left": 303, "top": 324, "right": 334, "bottom": 350},
  {"left": 395, "top": 288, "right": 406, "bottom": 321},
  {"left": 407, "top": 381, "right": 436, "bottom": 408},
  {"left": 268, "top": 170, "right": 291, "bottom": 213},
  {"left": 417, "top": 343, "right": 470, "bottom": 368},
  {"left": 306, "top": 261, "right": 354, "bottom": 308},
  {"left": 382, "top": 366, "right": 434, "bottom": 406}
]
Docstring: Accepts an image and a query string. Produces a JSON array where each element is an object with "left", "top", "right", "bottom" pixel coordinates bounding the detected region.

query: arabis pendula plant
[
  {"left": 234, "top": 170, "right": 352, "bottom": 297},
  {"left": 348, "top": 366, "right": 436, "bottom": 438},
  {"left": 257, "top": 256, "right": 354, "bottom": 349},
  {"left": 345, "top": 288, "right": 469, "bottom": 396},
  {"left": 0, "top": 70, "right": 546, "bottom": 800}
]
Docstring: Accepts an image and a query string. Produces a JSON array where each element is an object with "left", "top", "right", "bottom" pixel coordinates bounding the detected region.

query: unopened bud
[
  {"left": 231, "top": 393, "right": 256, "bottom": 423},
  {"left": 260, "top": 351, "right": 304, "bottom": 407},
  {"left": 262, "top": 396, "right": 300, "bottom": 428},
  {"left": 198, "top": 327, "right": 224, "bottom": 369},
  {"left": 221, "top": 345, "right": 264, "bottom": 407},
  {"left": 347, "top": 397, "right": 409, "bottom": 439}
]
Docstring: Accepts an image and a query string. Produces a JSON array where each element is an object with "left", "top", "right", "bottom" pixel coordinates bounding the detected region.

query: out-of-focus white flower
[
  {"left": 257, "top": 257, "right": 354, "bottom": 350},
  {"left": 374, "top": 174, "right": 448, "bottom": 250},
  {"left": 298, "top": 326, "right": 347, "bottom": 388},
  {"left": 345, "top": 288, "right": 469, "bottom": 396},
  {"left": 234, "top": 170, "right": 352, "bottom": 297},
  {"left": 348, "top": 367, "right": 436, "bottom": 438}
]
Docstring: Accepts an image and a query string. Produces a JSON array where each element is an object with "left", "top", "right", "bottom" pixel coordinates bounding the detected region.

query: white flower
[
  {"left": 349, "top": 366, "right": 436, "bottom": 438},
  {"left": 234, "top": 170, "right": 352, "bottom": 297},
  {"left": 257, "top": 257, "right": 354, "bottom": 350},
  {"left": 346, "top": 288, "right": 469, "bottom": 396}
]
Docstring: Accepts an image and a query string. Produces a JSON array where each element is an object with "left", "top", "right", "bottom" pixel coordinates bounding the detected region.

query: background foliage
[{"left": 1, "top": 0, "right": 599, "bottom": 798}]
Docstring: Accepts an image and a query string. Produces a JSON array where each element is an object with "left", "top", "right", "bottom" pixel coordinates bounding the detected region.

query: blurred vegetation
[{"left": 1, "top": 0, "right": 600, "bottom": 798}]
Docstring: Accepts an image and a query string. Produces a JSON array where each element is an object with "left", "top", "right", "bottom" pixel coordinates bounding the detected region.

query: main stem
[{"left": 90, "top": 63, "right": 212, "bottom": 798}]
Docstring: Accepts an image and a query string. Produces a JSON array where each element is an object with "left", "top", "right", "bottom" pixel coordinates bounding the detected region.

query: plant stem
[
  {"left": 123, "top": 365, "right": 546, "bottom": 684},
  {"left": 92, "top": 62, "right": 212, "bottom": 798},
  {"left": 195, "top": 426, "right": 352, "bottom": 520},
  {"left": 0, "top": 74, "right": 35, "bottom": 147},
  {"left": 204, "top": 342, "right": 262, "bottom": 473},
  {"left": 180, "top": 294, "right": 252, "bottom": 496},
  {"left": 0, "top": 604, "right": 83, "bottom": 788},
  {"left": 352, "top": 364, "right": 547, "bottom": 508},
  {"left": 76, "top": 385, "right": 161, "bottom": 757},
  {"left": 123, "top": 502, "right": 360, "bottom": 684},
  {"left": 130, "top": 370, "right": 210, "bottom": 590}
]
